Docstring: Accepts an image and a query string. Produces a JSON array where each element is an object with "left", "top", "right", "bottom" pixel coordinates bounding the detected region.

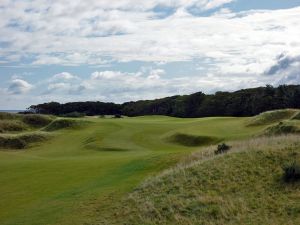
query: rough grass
[
  {"left": 0, "top": 113, "right": 54, "bottom": 132},
  {"left": 292, "top": 112, "right": 300, "bottom": 120},
  {"left": 247, "top": 109, "right": 299, "bottom": 126},
  {"left": 264, "top": 121, "right": 300, "bottom": 136},
  {"left": 0, "top": 132, "right": 50, "bottom": 149},
  {"left": 43, "top": 119, "right": 89, "bottom": 131},
  {"left": 166, "top": 133, "right": 220, "bottom": 147},
  {"left": 108, "top": 135, "right": 300, "bottom": 225},
  {"left": 22, "top": 114, "right": 54, "bottom": 127},
  {"left": 0, "top": 120, "right": 27, "bottom": 133},
  {"left": 0, "top": 112, "right": 20, "bottom": 120}
]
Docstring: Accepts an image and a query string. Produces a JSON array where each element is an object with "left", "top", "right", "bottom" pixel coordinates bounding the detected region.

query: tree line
[{"left": 28, "top": 85, "right": 300, "bottom": 118}]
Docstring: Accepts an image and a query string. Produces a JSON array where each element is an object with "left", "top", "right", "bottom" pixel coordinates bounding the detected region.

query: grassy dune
[
  {"left": 0, "top": 111, "right": 299, "bottom": 225},
  {"left": 111, "top": 135, "right": 300, "bottom": 225},
  {"left": 247, "top": 109, "right": 299, "bottom": 126}
]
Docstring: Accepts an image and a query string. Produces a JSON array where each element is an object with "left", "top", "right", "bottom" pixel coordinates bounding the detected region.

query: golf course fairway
[{"left": 0, "top": 115, "right": 276, "bottom": 225}]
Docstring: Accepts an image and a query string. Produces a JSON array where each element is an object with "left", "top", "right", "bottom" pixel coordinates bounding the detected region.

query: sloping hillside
[{"left": 108, "top": 135, "right": 300, "bottom": 225}]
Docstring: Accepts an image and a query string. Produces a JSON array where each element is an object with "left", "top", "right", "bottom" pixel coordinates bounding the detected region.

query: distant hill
[{"left": 28, "top": 84, "right": 300, "bottom": 118}]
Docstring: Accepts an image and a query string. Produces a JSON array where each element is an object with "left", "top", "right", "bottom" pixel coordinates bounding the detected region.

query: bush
[
  {"left": 215, "top": 143, "right": 231, "bottom": 155},
  {"left": 282, "top": 161, "right": 300, "bottom": 182}
]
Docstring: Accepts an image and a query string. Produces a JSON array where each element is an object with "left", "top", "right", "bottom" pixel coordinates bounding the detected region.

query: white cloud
[
  {"left": 203, "top": 0, "right": 234, "bottom": 10},
  {"left": 1, "top": 1, "right": 300, "bottom": 108},
  {"left": 51, "top": 72, "right": 79, "bottom": 81},
  {"left": 147, "top": 69, "right": 165, "bottom": 79},
  {"left": 8, "top": 79, "right": 33, "bottom": 94},
  {"left": 91, "top": 71, "right": 124, "bottom": 80},
  {"left": 0, "top": 0, "right": 281, "bottom": 70},
  {"left": 263, "top": 54, "right": 300, "bottom": 86},
  {"left": 44, "top": 82, "right": 87, "bottom": 95},
  {"left": 43, "top": 72, "right": 84, "bottom": 94}
]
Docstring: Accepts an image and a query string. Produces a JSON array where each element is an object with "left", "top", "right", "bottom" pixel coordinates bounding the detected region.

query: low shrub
[
  {"left": 282, "top": 161, "right": 300, "bottom": 182},
  {"left": 215, "top": 143, "right": 231, "bottom": 155}
]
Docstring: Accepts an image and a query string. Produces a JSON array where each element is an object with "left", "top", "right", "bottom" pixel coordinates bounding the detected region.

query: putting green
[{"left": 0, "top": 116, "right": 264, "bottom": 225}]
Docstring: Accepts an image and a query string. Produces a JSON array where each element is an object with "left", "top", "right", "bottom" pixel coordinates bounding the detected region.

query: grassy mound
[
  {"left": 109, "top": 135, "right": 300, "bottom": 225},
  {"left": 22, "top": 114, "right": 53, "bottom": 127},
  {"left": 166, "top": 133, "right": 220, "bottom": 147},
  {"left": 0, "top": 132, "right": 49, "bottom": 149},
  {"left": 0, "top": 113, "right": 54, "bottom": 132},
  {"left": 247, "top": 109, "right": 298, "bottom": 126},
  {"left": 264, "top": 121, "right": 300, "bottom": 136},
  {"left": 0, "top": 112, "right": 20, "bottom": 120},
  {"left": 0, "top": 120, "right": 27, "bottom": 133},
  {"left": 43, "top": 119, "right": 89, "bottom": 131}
]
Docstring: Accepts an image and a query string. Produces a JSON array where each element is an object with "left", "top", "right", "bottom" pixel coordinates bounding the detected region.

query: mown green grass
[{"left": 0, "top": 115, "right": 284, "bottom": 225}]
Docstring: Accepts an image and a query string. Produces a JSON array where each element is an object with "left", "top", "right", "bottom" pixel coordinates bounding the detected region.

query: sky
[{"left": 1, "top": 0, "right": 300, "bottom": 109}]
